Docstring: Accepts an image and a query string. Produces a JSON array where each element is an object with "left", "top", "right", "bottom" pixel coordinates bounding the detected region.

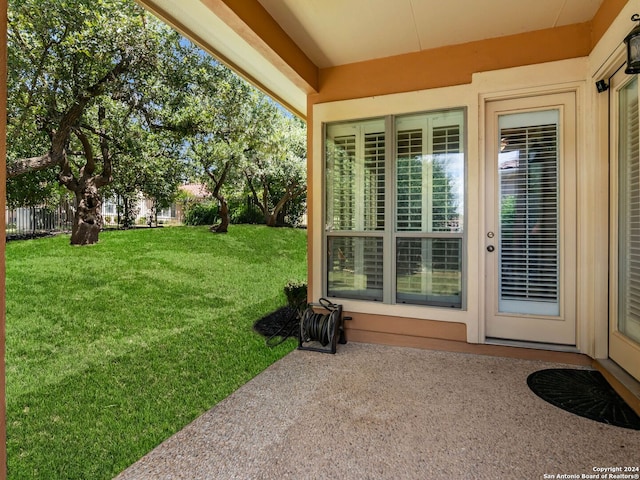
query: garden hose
[
  {"left": 265, "top": 306, "right": 300, "bottom": 347},
  {"left": 300, "top": 299, "right": 340, "bottom": 347}
]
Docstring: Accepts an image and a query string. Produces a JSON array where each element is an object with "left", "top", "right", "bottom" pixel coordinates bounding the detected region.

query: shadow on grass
[{"left": 7, "top": 297, "right": 297, "bottom": 480}]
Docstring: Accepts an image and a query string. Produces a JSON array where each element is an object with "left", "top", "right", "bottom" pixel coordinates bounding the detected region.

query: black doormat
[{"left": 527, "top": 369, "right": 640, "bottom": 430}]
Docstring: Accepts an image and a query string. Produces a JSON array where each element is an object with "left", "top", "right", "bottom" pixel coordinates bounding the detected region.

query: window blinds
[
  {"left": 619, "top": 77, "right": 640, "bottom": 342},
  {"left": 396, "top": 125, "right": 461, "bottom": 232},
  {"left": 329, "top": 135, "right": 356, "bottom": 231},
  {"left": 397, "top": 128, "right": 423, "bottom": 231},
  {"left": 325, "top": 110, "right": 465, "bottom": 307},
  {"left": 325, "top": 122, "right": 385, "bottom": 300},
  {"left": 363, "top": 132, "right": 386, "bottom": 230},
  {"left": 499, "top": 122, "right": 559, "bottom": 307},
  {"left": 432, "top": 126, "right": 461, "bottom": 232},
  {"left": 395, "top": 117, "right": 463, "bottom": 307}
]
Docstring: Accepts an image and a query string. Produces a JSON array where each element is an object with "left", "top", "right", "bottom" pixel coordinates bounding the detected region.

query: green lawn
[{"left": 5, "top": 225, "right": 307, "bottom": 479}]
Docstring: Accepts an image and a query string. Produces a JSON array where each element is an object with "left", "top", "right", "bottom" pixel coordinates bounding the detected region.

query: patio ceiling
[
  {"left": 258, "top": 0, "right": 604, "bottom": 68},
  {"left": 136, "top": 0, "right": 607, "bottom": 117}
]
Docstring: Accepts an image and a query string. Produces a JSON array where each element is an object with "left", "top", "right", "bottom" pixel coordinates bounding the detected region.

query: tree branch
[
  {"left": 244, "top": 170, "right": 265, "bottom": 213},
  {"left": 58, "top": 150, "right": 78, "bottom": 191},
  {"left": 73, "top": 128, "right": 94, "bottom": 178},
  {"left": 96, "top": 106, "right": 112, "bottom": 187},
  {"left": 7, "top": 153, "right": 60, "bottom": 178},
  {"left": 54, "top": 56, "right": 131, "bottom": 150},
  {"left": 79, "top": 123, "right": 115, "bottom": 144},
  {"left": 288, "top": 183, "right": 306, "bottom": 201},
  {"left": 208, "top": 159, "right": 231, "bottom": 199},
  {"left": 10, "top": 57, "right": 131, "bottom": 180}
]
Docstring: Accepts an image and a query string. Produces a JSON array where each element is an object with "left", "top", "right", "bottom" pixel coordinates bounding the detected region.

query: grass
[{"left": 5, "top": 225, "right": 307, "bottom": 479}]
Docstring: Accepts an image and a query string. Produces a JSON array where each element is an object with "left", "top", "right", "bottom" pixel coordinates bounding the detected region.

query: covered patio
[
  {"left": 129, "top": 0, "right": 640, "bottom": 387},
  {"left": 115, "top": 343, "right": 639, "bottom": 479},
  {"left": 0, "top": 0, "right": 639, "bottom": 477},
  {"left": 114, "top": 1, "right": 640, "bottom": 477}
]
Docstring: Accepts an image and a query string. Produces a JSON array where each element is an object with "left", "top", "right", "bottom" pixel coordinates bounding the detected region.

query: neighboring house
[
  {"left": 179, "top": 183, "right": 209, "bottom": 198},
  {"left": 101, "top": 196, "right": 178, "bottom": 226},
  {"left": 101, "top": 184, "right": 209, "bottom": 226},
  {"left": 133, "top": 0, "right": 640, "bottom": 398},
  {"left": 174, "top": 183, "right": 210, "bottom": 223}
]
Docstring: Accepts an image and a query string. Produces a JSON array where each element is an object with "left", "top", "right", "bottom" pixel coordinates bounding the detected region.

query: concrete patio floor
[{"left": 115, "top": 343, "right": 640, "bottom": 480}]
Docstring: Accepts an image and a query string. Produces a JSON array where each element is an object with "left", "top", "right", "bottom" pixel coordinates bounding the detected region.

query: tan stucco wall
[
  {"left": 306, "top": 0, "right": 632, "bottom": 353},
  {"left": 588, "top": 0, "right": 640, "bottom": 373},
  {"left": 313, "top": 23, "right": 591, "bottom": 105},
  {"left": 309, "top": 0, "right": 627, "bottom": 106},
  {"left": 204, "top": 0, "right": 628, "bottom": 118},
  {"left": 310, "top": 62, "right": 589, "bottom": 348}
]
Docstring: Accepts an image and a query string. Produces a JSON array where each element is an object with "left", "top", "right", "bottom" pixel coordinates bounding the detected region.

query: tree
[
  {"left": 5, "top": 168, "right": 65, "bottom": 209},
  {"left": 244, "top": 114, "right": 307, "bottom": 226},
  {"left": 7, "top": 0, "right": 192, "bottom": 244},
  {"left": 101, "top": 127, "right": 187, "bottom": 228},
  {"left": 188, "top": 78, "right": 308, "bottom": 231},
  {"left": 190, "top": 138, "right": 242, "bottom": 234},
  {"left": 8, "top": 0, "right": 145, "bottom": 242},
  {"left": 8, "top": 0, "right": 307, "bottom": 241},
  {"left": 187, "top": 66, "right": 268, "bottom": 233},
  {"left": 140, "top": 150, "right": 186, "bottom": 226}
]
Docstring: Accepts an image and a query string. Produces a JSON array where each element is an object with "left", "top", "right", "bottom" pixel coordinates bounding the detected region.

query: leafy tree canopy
[
  {"left": 8, "top": 0, "right": 199, "bottom": 242},
  {"left": 7, "top": 0, "right": 307, "bottom": 242}
]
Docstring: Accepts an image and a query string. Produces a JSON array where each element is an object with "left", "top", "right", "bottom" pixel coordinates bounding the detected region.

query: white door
[
  {"left": 610, "top": 69, "right": 640, "bottom": 382},
  {"left": 485, "top": 93, "right": 577, "bottom": 345}
]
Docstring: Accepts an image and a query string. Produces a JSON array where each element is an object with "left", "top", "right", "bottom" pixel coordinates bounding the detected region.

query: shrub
[
  {"left": 184, "top": 202, "right": 218, "bottom": 226},
  {"left": 230, "top": 202, "right": 264, "bottom": 225},
  {"left": 284, "top": 280, "right": 307, "bottom": 309},
  {"left": 282, "top": 198, "right": 307, "bottom": 227}
]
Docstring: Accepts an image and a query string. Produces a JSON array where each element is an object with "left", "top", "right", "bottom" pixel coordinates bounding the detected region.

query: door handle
[{"left": 487, "top": 245, "right": 495, "bottom": 252}]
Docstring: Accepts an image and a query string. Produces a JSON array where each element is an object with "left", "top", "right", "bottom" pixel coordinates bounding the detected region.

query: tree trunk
[
  {"left": 116, "top": 194, "right": 121, "bottom": 227},
  {"left": 266, "top": 190, "right": 296, "bottom": 227},
  {"left": 266, "top": 212, "right": 278, "bottom": 227},
  {"left": 210, "top": 196, "right": 229, "bottom": 233},
  {"left": 207, "top": 160, "right": 232, "bottom": 233},
  {"left": 70, "top": 186, "right": 102, "bottom": 245}
]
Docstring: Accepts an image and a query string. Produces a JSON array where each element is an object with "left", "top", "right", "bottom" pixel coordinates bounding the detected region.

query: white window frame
[{"left": 324, "top": 109, "right": 466, "bottom": 308}]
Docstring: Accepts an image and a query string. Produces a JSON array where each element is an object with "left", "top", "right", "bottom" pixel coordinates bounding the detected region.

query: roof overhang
[
  {"left": 136, "top": 0, "right": 317, "bottom": 118},
  {"left": 136, "top": 0, "right": 631, "bottom": 119}
]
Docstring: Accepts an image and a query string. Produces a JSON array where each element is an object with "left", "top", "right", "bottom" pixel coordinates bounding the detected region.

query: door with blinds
[
  {"left": 610, "top": 69, "right": 640, "bottom": 382},
  {"left": 485, "top": 93, "right": 576, "bottom": 345}
]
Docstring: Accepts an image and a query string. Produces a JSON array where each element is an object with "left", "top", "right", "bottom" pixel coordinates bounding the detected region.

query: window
[
  {"left": 498, "top": 111, "right": 560, "bottom": 315},
  {"left": 326, "top": 119, "right": 385, "bottom": 301},
  {"left": 157, "top": 206, "right": 175, "bottom": 219},
  {"left": 618, "top": 76, "right": 640, "bottom": 344},
  {"left": 103, "top": 199, "right": 117, "bottom": 216},
  {"left": 325, "top": 109, "right": 465, "bottom": 307}
]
